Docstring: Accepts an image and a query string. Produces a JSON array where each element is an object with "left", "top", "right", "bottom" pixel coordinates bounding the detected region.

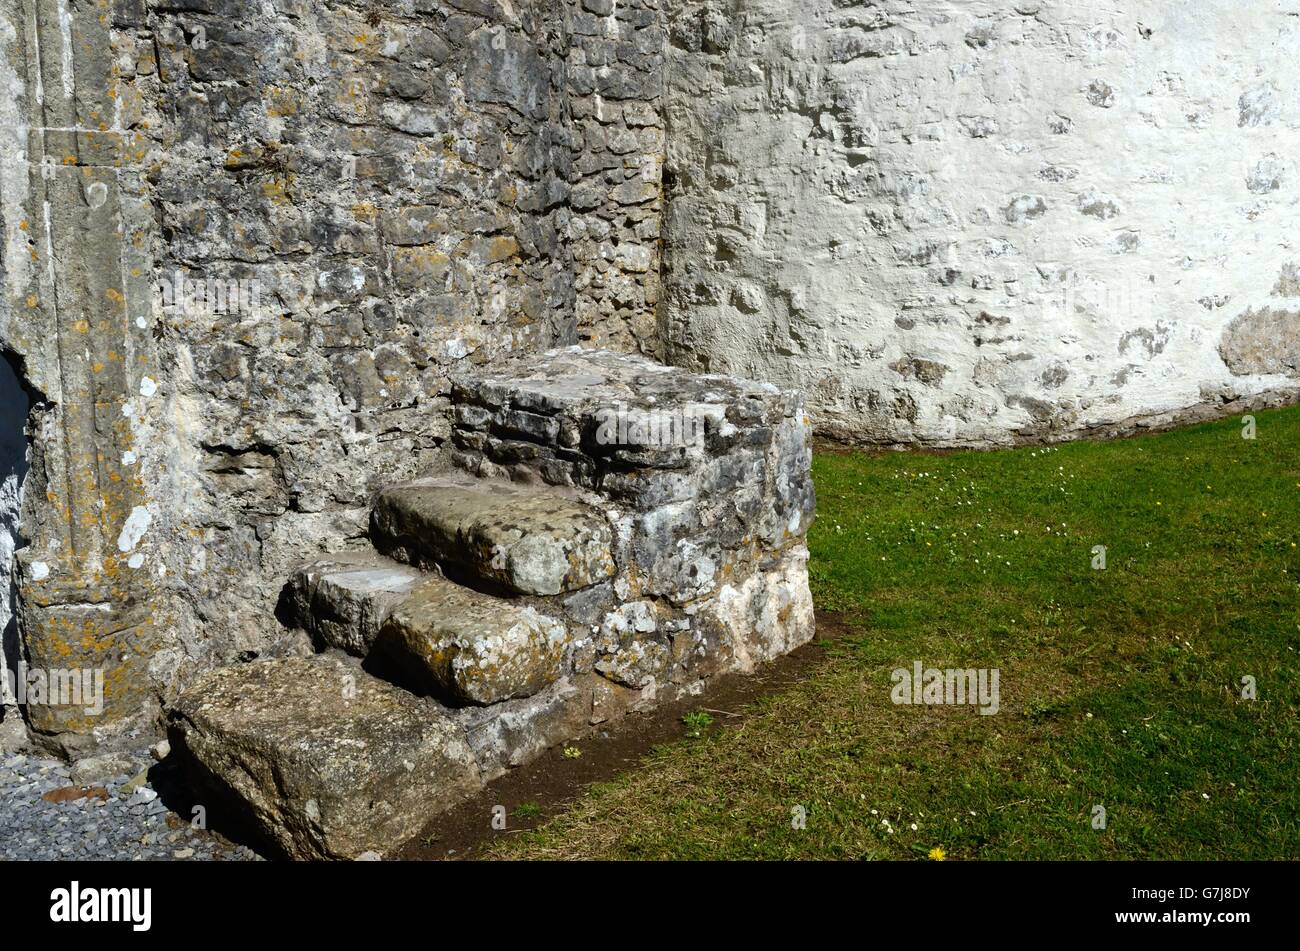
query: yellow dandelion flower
[{"left": 928, "top": 846, "right": 946, "bottom": 861}]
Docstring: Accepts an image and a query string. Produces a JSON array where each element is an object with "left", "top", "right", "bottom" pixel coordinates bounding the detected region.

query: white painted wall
[{"left": 662, "top": 0, "right": 1300, "bottom": 445}]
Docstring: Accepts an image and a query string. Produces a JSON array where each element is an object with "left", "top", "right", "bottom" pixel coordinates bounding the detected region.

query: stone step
[
  {"left": 374, "top": 573, "right": 570, "bottom": 707},
  {"left": 169, "top": 350, "right": 816, "bottom": 860},
  {"left": 167, "top": 655, "right": 482, "bottom": 860},
  {"left": 284, "top": 552, "right": 423, "bottom": 655},
  {"left": 370, "top": 475, "right": 615, "bottom": 596},
  {"left": 448, "top": 347, "right": 812, "bottom": 516}
]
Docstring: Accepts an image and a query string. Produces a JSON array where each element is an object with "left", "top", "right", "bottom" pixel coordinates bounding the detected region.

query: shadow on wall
[{"left": 0, "top": 353, "right": 28, "bottom": 719}]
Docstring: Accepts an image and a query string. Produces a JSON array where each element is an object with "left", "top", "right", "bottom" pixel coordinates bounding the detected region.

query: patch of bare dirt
[{"left": 396, "top": 612, "right": 855, "bottom": 860}]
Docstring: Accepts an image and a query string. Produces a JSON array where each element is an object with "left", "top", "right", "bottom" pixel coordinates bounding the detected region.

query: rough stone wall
[
  {"left": 0, "top": 0, "right": 659, "bottom": 752},
  {"left": 660, "top": 0, "right": 1300, "bottom": 446},
  {"left": 566, "top": 0, "right": 665, "bottom": 352},
  {"left": 132, "top": 0, "right": 578, "bottom": 683}
]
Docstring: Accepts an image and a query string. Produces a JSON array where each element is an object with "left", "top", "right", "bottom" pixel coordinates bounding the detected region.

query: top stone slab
[
  {"left": 453, "top": 346, "right": 800, "bottom": 435},
  {"left": 450, "top": 347, "right": 813, "bottom": 518}
]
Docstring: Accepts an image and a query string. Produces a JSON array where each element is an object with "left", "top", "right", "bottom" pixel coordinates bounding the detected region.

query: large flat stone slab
[
  {"left": 284, "top": 552, "right": 423, "bottom": 655},
  {"left": 449, "top": 347, "right": 813, "bottom": 514},
  {"left": 376, "top": 574, "right": 569, "bottom": 706},
  {"left": 371, "top": 476, "right": 615, "bottom": 596},
  {"left": 168, "top": 655, "right": 481, "bottom": 860}
]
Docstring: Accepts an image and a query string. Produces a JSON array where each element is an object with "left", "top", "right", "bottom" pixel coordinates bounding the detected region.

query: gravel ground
[{"left": 0, "top": 749, "right": 261, "bottom": 861}]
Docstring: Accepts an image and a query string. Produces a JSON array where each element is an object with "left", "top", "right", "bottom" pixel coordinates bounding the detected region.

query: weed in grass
[{"left": 682, "top": 711, "right": 713, "bottom": 738}]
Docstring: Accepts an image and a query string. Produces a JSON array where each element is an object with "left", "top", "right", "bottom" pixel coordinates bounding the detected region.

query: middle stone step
[
  {"left": 375, "top": 573, "right": 570, "bottom": 706},
  {"left": 371, "top": 476, "right": 615, "bottom": 596}
]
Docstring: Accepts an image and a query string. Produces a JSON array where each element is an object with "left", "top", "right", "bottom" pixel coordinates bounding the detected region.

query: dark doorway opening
[{"left": 0, "top": 351, "right": 30, "bottom": 720}]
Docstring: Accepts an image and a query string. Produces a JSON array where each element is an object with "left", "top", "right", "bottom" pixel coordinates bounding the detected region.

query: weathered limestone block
[
  {"left": 588, "top": 598, "right": 670, "bottom": 686},
  {"left": 15, "top": 553, "right": 164, "bottom": 745},
  {"left": 456, "top": 672, "right": 650, "bottom": 781},
  {"left": 689, "top": 546, "right": 816, "bottom": 673},
  {"left": 376, "top": 574, "right": 570, "bottom": 706},
  {"left": 456, "top": 678, "right": 588, "bottom": 779},
  {"left": 168, "top": 655, "right": 482, "bottom": 860},
  {"left": 284, "top": 552, "right": 422, "bottom": 655},
  {"left": 371, "top": 476, "right": 615, "bottom": 595},
  {"left": 1219, "top": 307, "right": 1300, "bottom": 377},
  {"left": 450, "top": 347, "right": 812, "bottom": 513}
]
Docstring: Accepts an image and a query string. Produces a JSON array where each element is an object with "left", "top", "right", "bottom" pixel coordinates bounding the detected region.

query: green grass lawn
[{"left": 491, "top": 407, "right": 1299, "bottom": 860}]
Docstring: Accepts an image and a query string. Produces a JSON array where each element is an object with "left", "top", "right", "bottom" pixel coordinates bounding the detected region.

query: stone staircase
[{"left": 166, "top": 348, "right": 816, "bottom": 859}]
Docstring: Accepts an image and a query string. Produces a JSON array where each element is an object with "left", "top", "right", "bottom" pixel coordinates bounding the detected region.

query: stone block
[
  {"left": 371, "top": 476, "right": 615, "bottom": 596},
  {"left": 168, "top": 655, "right": 482, "bottom": 859},
  {"left": 1219, "top": 307, "right": 1300, "bottom": 377},
  {"left": 449, "top": 347, "right": 812, "bottom": 512},
  {"left": 690, "top": 546, "right": 816, "bottom": 672},
  {"left": 284, "top": 553, "right": 422, "bottom": 655},
  {"left": 375, "top": 574, "right": 570, "bottom": 706}
]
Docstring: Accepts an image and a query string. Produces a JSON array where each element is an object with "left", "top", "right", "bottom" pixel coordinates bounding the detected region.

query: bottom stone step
[{"left": 167, "top": 655, "right": 482, "bottom": 860}]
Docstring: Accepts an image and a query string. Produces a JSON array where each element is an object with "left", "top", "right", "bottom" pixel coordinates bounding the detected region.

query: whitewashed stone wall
[{"left": 661, "top": 0, "right": 1300, "bottom": 445}]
